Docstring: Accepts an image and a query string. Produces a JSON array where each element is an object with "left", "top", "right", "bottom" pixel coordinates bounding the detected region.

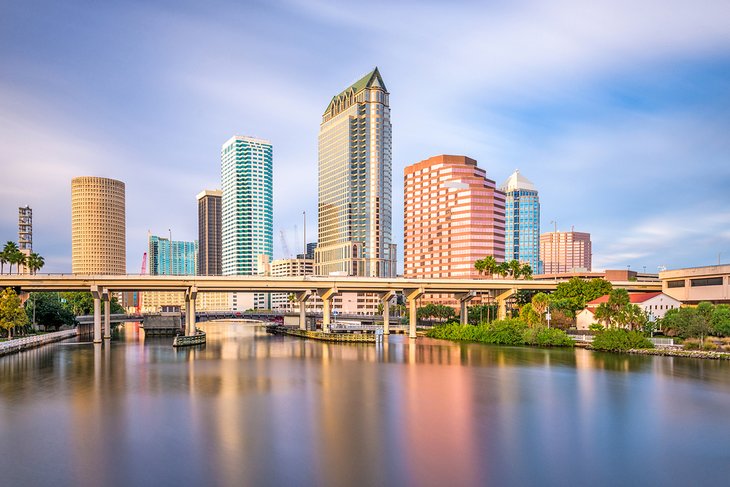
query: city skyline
[{"left": 1, "top": 1, "right": 729, "bottom": 273}]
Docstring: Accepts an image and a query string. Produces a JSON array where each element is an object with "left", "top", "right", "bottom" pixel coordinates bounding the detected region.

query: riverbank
[
  {"left": 622, "top": 348, "right": 730, "bottom": 360},
  {"left": 0, "top": 329, "right": 78, "bottom": 357}
]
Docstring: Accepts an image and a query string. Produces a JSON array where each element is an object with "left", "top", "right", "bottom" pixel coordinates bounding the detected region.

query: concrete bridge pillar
[
  {"left": 404, "top": 288, "right": 424, "bottom": 339},
  {"left": 317, "top": 288, "right": 338, "bottom": 333},
  {"left": 186, "top": 287, "right": 197, "bottom": 336},
  {"left": 296, "top": 291, "right": 311, "bottom": 331},
  {"left": 91, "top": 285, "right": 102, "bottom": 344},
  {"left": 102, "top": 289, "right": 111, "bottom": 340},
  {"left": 496, "top": 289, "right": 515, "bottom": 321},
  {"left": 378, "top": 291, "right": 396, "bottom": 335},
  {"left": 455, "top": 291, "right": 477, "bottom": 325}
]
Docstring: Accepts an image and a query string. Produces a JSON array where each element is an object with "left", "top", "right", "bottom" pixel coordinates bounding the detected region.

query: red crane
[{"left": 136, "top": 252, "right": 147, "bottom": 315}]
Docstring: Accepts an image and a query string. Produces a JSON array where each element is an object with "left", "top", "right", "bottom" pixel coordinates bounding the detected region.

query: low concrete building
[
  {"left": 660, "top": 264, "right": 730, "bottom": 304},
  {"left": 576, "top": 292, "right": 681, "bottom": 330}
]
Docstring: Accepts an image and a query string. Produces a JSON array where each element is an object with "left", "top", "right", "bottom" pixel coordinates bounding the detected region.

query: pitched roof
[
  {"left": 587, "top": 292, "right": 663, "bottom": 306},
  {"left": 500, "top": 169, "right": 537, "bottom": 193},
  {"left": 324, "top": 67, "right": 386, "bottom": 114}
]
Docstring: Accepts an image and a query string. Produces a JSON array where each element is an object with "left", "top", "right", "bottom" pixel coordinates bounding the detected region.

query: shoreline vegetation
[{"left": 426, "top": 318, "right": 730, "bottom": 360}]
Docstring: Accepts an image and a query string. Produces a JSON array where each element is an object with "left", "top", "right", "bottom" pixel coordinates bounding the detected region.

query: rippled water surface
[{"left": 1, "top": 322, "right": 729, "bottom": 486}]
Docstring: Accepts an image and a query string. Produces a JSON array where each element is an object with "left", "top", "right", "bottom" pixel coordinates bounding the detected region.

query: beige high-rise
[
  {"left": 71, "top": 176, "right": 126, "bottom": 274},
  {"left": 540, "top": 230, "right": 592, "bottom": 274}
]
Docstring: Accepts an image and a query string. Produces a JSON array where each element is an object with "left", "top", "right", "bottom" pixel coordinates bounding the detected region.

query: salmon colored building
[
  {"left": 540, "top": 230, "right": 592, "bottom": 274},
  {"left": 404, "top": 155, "right": 505, "bottom": 280}
]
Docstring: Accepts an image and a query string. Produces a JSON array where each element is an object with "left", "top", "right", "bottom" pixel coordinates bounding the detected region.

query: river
[{"left": 1, "top": 321, "right": 729, "bottom": 486}]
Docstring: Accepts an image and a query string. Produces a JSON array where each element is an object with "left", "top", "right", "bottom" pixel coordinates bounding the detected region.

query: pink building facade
[
  {"left": 404, "top": 155, "right": 505, "bottom": 279},
  {"left": 539, "top": 231, "right": 592, "bottom": 274}
]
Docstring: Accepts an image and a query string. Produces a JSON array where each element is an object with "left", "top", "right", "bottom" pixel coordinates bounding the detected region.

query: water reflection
[{"left": 1, "top": 321, "right": 729, "bottom": 486}]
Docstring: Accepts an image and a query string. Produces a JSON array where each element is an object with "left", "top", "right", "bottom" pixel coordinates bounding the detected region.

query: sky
[{"left": 1, "top": 0, "right": 729, "bottom": 274}]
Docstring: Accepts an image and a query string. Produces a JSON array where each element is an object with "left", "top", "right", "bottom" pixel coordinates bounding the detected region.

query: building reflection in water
[{"left": 3, "top": 322, "right": 730, "bottom": 485}]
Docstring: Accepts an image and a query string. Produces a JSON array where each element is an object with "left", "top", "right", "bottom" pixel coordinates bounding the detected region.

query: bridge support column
[
  {"left": 455, "top": 291, "right": 477, "bottom": 325},
  {"left": 496, "top": 289, "right": 515, "bottom": 321},
  {"left": 91, "top": 285, "right": 102, "bottom": 344},
  {"left": 186, "top": 287, "right": 197, "bottom": 336},
  {"left": 379, "top": 291, "right": 396, "bottom": 335},
  {"left": 296, "top": 291, "right": 311, "bottom": 331},
  {"left": 103, "top": 289, "right": 111, "bottom": 340},
  {"left": 317, "top": 288, "right": 338, "bottom": 333},
  {"left": 404, "top": 288, "right": 424, "bottom": 339}
]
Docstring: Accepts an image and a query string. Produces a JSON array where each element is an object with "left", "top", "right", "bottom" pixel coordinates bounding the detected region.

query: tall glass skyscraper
[
  {"left": 315, "top": 67, "right": 396, "bottom": 277},
  {"left": 500, "top": 170, "right": 541, "bottom": 274},
  {"left": 148, "top": 234, "right": 197, "bottom": 275},
  {"left": 221, "top": 135, "right": 273, "bottom": 276}
]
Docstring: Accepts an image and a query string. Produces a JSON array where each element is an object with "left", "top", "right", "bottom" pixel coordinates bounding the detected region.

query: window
[
  {"left": 667, "top": 280, "right": 685, "bottom": 288},
  {"left": 690, "top": 277, "right": 723, "bottom": 287}
]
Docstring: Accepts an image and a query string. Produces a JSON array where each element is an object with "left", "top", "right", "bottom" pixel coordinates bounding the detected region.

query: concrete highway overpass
[{"left": 0, "top": 274, "right": 661, "bottom": 342}]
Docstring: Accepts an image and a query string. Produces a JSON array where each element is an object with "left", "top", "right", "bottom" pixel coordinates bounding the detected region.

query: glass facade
[
  {"left": 501, "top": 170, "right": 541, "bottom": 274},
  {"left": 315, "top": 68, "right": 396, "bottom": 277},
  {"left": 221, "top": 136, "right": 273, "bottom": 277},
  {"left": 148, "top": 235, "right": 197, "bottom": 276}
]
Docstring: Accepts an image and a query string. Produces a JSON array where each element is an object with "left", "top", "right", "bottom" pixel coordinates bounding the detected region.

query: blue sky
[{"left": 1, "top": 0, "right": 729, "bottom": 273}]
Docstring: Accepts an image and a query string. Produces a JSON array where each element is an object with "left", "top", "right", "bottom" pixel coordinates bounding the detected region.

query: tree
[
  {"left": 467, "top": 303, "right": 497, "bottom": 325},
  {"left": 531, "top": 293, "right": 550, "bottom": 319},
  {"left": 2, "top": 241, "right": 19, "bottom": 274},
  {"left": 474, "top": 256, "right": 498, "bottom": 277},
  {"left": 12, "top": 251, "right": 26, "bottom": 275},
  {"left": 661, "top": 307, "right": 713, "bottom": 345},
  {"left": 25, "top": 292, "right": 76, "bottom": 331},
  {"left": 26, "top": 253, "right": 45, "bottom": 274},
  {"left": 519, "top": 303, "right": 541, "bottom": 327},
  {"left": 551, "top": 277, "right": 613, "bottom": 317},
  {"left": 520, "top": 263, "right": 533, "bottom": 280},
  {"left": 0, "top": 287, "right": 29, "bottom": 338},
  {"left": 711, "top": 304, "right": 730, "bottom": 337},
  {"left": 594, "top": 289, "right": 630, "bottom": 328},
  {"left": 508, "top": 260, "right": 522, "bottom": 279},
  {"left": 495, "top": 262, "right": 509, "bottom": 278}
]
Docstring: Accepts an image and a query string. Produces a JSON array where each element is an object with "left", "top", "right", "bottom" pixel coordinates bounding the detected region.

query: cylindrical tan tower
[{"left": 71, "top": 176, "right": 126, "bottom": 274}]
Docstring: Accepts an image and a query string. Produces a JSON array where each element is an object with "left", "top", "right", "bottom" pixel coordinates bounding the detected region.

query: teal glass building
[
  {"left": 148, "top": 235, "right": 198, "bottom": 275},
  {"left": 221, "top": 135, "right": 273, "bottom": 276},
  {"left": 500, "top": 170, "right": 542, "bottom": 274}
]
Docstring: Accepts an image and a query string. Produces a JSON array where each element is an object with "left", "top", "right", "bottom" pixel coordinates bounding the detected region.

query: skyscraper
[
  {"left": 315, "top": 67, "right": 396, "bottom": 277},
  {"left": 540, "top": 230, "right": 592, "bottom": 274},
  {"left": 197, "top": 189, "right": 222, "bottom": 276},
  {"left": 148, "top": 234, "right": 197, "bottom": 276},
  {"left": 221, "top": 136, "right": 273, "bottom": 276},
  {"left": 404, "top": 155, "right": 505, "bottom": 279},
  {"left": 500, "top": 169, "right": 541, "bottom": 274},
  {"left": 71, "top": 176, "right": 126, "bottom": 274}
]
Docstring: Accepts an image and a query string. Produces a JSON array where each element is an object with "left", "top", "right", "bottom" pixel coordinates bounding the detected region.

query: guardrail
[
  {"left": 567, "top": 333, "right": 675, "bottom": 347},
  {"left": 0, "top": 329, "right": 78, "bottom": 356}
]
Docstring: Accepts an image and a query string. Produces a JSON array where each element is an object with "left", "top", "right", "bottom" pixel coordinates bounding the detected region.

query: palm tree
[
  {"left": 508, "top": 260, "right": 522, "bottom": 279},
  {"left": 520, "top": 263, "right": 533, "bottom": 280},
  {"left": 495, "top": 261, "right": 509, "bottom": 278},
  {"left": 2, "top": 241, "right": 19, "bottom": 274},
  {"left": 7, "top": 248, "right": 24, "bottom": 275},
  {"left": 26, "top": 253, "right": 44, "bottom": 274},
  {"left": 484, "top": 256, "right": 498, "bottom": 278}
]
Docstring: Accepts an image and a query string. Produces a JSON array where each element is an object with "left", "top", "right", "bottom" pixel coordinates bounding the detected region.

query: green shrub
[
  {"left": 427, "top": 319, "right": 575, "bottom": 348},
  {"left": 591, "top": 329, "right": 654, "bottom": 351},
  {"left": 588, "top": 323, "right": 604, "bottom": 332},
  {"left": 524, "top": 326, "right": 574, "bottom": 347},
  {"left": 703, "top": 340, "right": 719, "bottom": 351}
]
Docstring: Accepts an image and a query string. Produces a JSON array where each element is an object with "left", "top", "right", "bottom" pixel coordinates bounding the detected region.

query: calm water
[{"left": 1, "top": 322, "right": 729, "bottom": 487}]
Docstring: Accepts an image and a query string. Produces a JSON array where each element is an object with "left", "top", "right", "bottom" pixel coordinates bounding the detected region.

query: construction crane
[
  {"left": 136, "top": 252, "right": 147, "bottom": 315},
  {"left": 280, "top": 230, "right": 291, "bottom": 258}
]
